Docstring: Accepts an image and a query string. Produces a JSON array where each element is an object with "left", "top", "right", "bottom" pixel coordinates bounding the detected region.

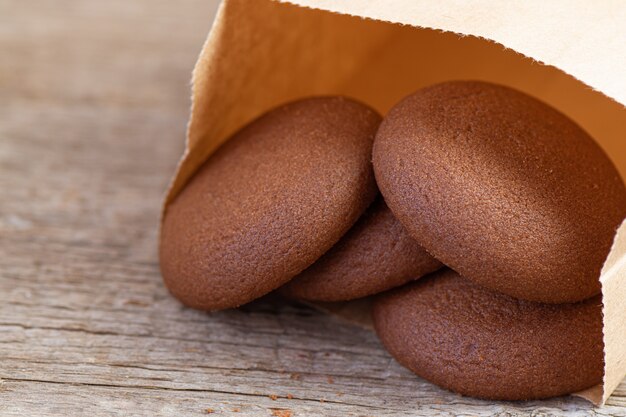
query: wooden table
[{"left": 1, "top": 1, "right": 625, "bottom": 415}]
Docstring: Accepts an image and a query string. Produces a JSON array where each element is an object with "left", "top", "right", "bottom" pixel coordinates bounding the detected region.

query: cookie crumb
[
  {"left": 270, "top": 409, "right": 292, "bottom": 417},
  {"left": 269, "top": 394, "right": 278, "bottom": 401},
  {"left": 286, "top": 393, "right": 294, "bottom": 399},
  {"left": 204, "top": 409, "right": 214, "bottom": 414},
  {"left": 326, "top": 376, "right": 334, "bottom": 384},
  {"left": 232, "top": 408, "right": 240, "bottom": 413}
]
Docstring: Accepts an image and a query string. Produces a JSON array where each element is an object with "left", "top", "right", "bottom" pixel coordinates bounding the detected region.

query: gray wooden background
[{"left": 1, "top": 0, "right": 625, "bottom": 416}]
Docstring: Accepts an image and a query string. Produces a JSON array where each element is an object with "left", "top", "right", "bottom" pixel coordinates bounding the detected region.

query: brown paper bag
[{"left": 162, "top": 0, "right": 626, "bottom": 405}]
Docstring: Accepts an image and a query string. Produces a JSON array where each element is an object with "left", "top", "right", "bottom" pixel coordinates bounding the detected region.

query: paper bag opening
[{"left": 163, "top": 0, "right": 626, "bottom": 405}]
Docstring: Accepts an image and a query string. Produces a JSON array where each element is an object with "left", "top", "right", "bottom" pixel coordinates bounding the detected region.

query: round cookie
[
  {"left": 160, "top": 96, "right": 380, "bottom": 311},
  {"left": 373, "top": 269, "right": 604, "bottom": 400},
  {"left": 373, "top": 80, "right": 626, "bottom": 303},
  {"left": 280, "top": 197, "right": 442, "bottom": 301}
]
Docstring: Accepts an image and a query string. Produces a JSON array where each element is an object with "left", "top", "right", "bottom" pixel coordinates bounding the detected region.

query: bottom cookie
[{"left": 373, "top": 269, "right": 603, "bottom": 400}]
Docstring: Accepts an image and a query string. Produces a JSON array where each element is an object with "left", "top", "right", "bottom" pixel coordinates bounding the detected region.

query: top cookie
[
  {"left": 160, "top": 96, "right": 380, "bottom": 310},
  {"left": 280, "top": 196, "right": 442, "bottom": 301},
  {"left": 373, "top": 81, "right": 626, "bottom": 303}
]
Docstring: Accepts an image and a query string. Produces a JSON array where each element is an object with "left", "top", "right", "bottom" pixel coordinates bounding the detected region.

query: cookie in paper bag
[
  {"left": 281, "top": 197, "right": 442, "bottom": 301},
  {"left": 160, "top": 96, "right": 380, "bottom": 310},
  {"left": 373, "top": 269, "right": 604, "bottom": 400},
  {"left": 373, "top": 80, "right": 626, "bottom": 303}
]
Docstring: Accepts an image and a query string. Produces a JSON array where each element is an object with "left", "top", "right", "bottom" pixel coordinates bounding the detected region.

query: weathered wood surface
[{"left": 1, "top": 1, "right": 625, "bottom": 416}]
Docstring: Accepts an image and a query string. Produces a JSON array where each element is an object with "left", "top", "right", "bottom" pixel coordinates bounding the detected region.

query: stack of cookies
[{"left": 160, "top": 81, "right": 626, "bottom": 400}]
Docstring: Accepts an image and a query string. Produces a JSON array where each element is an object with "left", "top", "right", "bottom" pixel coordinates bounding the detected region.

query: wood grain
[{"left": 0, "top": 0, "right": 625, "bottom": 416}]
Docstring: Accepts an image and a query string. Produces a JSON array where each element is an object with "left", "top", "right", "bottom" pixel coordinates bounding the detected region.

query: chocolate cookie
[
  {"left": 280, "top": 197, "right": 442, "bottom": 301},
  {"left": 373, "top": 269, "right": 604, "bottom": 400},
  {"left": 373, "top": 81, "right": 626, "bottom": 303},
  {"left": 160, "top": 97, "right": 380, "bottom": 310}
]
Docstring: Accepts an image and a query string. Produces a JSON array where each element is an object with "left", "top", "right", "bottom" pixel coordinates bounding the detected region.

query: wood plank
[{"left": 1, "top": 0, "right": 625, "bottom": 415}]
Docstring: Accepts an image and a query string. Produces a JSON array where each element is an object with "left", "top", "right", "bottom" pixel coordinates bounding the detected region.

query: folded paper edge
[
  {"left": 599, "top": 219, "right": 626, "bottom": 404},
  {"left": 161, "top": 0, "right": 229, "bottom": 221},
  {"left": 278, "top": 0, "right": 626, "bottom": 108}
]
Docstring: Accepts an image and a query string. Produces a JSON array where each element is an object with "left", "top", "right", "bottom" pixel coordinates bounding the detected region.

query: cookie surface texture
[
  {"left": 373, "top": 80, "right": 626, "bottom": 303},
  {"left": 373, "top": 269, "right": 604, "bottom": 400},
  {"left": 160, "top": 97, "right": 380, "bottom": 310},
  {"left": 281, "top": 197, "right": 442, "bottom": 301}
]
